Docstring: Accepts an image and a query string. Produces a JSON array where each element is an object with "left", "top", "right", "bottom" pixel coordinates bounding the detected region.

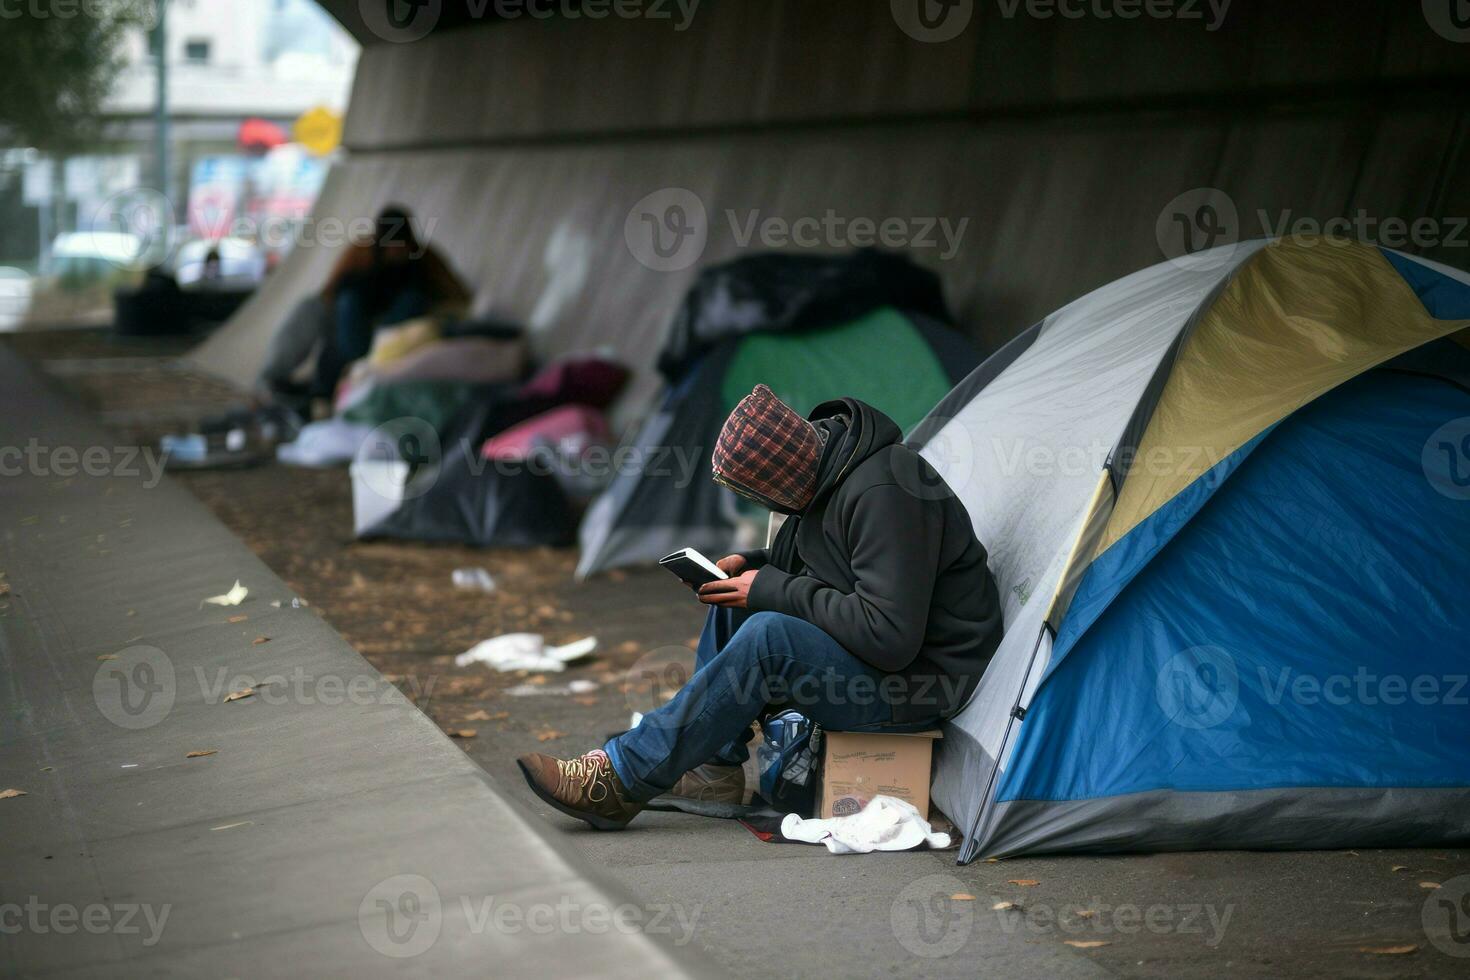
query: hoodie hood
[
  {"left": 711, "top": 384, "right": 824, "bottom": 515},
  {"left": 805, "top": 397, "right": 904, "bottom": 508}
]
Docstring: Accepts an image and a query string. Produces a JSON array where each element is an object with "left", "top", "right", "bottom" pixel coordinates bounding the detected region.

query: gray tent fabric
[
  {"left": 576, "top": 350, "right": 738, "bottom": 579},
  {"left": 981, "top": 788, "right": 1470, "bottom": 859}
]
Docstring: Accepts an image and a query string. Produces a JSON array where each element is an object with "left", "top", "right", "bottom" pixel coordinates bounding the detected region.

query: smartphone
[{"left": 658, "top": 548, "right": 729, "bottom": 587}]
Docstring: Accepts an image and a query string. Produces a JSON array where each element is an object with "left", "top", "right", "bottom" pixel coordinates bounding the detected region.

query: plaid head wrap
[{"left": 711, "top": 385, "right": 822, "bottom": 514}]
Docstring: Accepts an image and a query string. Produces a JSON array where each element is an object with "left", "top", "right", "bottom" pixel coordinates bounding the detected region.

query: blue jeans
[
  {"left": 335, "top": 285, "right": 429, "bottom": 363},
  {"left": 605, "top": 607, "right": 941, "bottom": 802},
  {"left": 313, "top": 286, "right": 429, "bottom": 396}
]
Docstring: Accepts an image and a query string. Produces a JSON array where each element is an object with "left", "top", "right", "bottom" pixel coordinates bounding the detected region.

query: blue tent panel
[
  {"left": 1381, "top": 249, "right": 1470, "bottom": 320},
  {"left": 1043, "top": 428, "right": 1273, "bottom": 686},
  {"left": 999, "top": 370, "right": 1470, "bottom": 805}
]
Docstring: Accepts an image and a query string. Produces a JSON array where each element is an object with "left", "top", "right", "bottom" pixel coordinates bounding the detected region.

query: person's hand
[
  {"left": 715, "top": 554, "right": 747, "bottom": 576},
  {"left": 699, "top": 570, "right": 759, "bottom": 608},
  {"left": 684, "top": 554, "right": 747, "bottom": 592}
]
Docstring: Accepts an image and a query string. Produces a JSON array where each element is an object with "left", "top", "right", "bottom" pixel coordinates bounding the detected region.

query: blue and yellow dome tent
[{"left": 912, "top": 237, "right": 1470, "bottom": 862}]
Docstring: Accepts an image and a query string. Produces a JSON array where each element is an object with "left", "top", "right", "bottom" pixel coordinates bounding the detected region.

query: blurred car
[
  {"left": 173, "top": 237, "right": 268, "bottom": 289},
  {"left": 0, "top": 267, "right": 33, "bottom": 329},
  {"left": 49, "top": 231, "right": 146, "bottom": 290}
]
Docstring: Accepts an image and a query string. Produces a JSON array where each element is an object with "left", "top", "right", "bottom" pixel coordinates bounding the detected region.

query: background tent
[
  {"left": 188, "top": 1, "right": 1470, "bottom": 416},
  {"left": 911, "top": 236, "right": 1470, "bottom": 862},
  {"left": 359, "top": 355, "right": 630, "bottom": 548},
  {"left": 361, "top": 447, "right": 578, "bottom": 549},
  {"left": 577, "top": 252, "right": 978, "bottom": 577}
]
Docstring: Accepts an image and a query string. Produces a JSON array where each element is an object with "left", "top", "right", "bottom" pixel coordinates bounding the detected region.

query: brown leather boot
[
  {"left": 670, "top": 763, "right": 746, "bottom": 804},
  {"left": 517, "top": 749, "right": 644, "bottom": 830}
]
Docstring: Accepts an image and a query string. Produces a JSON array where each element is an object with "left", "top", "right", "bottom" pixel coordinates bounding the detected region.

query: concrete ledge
[{"left": 0, "top": 348, "right": 699, "bottom": 978}]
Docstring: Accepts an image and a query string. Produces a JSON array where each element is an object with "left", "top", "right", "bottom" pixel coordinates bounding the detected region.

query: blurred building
[{"left": 0, "top": 0, "right": 358, "bottom": 325}]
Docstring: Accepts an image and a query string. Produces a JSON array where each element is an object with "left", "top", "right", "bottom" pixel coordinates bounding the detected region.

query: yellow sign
[{"left": 293, "top": 106, "right": 343, "bottom": 157}]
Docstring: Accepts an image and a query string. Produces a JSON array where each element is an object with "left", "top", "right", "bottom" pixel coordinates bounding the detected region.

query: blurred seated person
[
  {"left": 201, "top": 246, "right": 223, "bottom": 282},
  {"left": 256, "top": 205, "right": 470, "bottom": 406}
]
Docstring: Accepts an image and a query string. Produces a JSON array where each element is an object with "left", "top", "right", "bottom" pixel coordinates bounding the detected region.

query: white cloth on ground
[
  {"left": 454, "top": 633, "right": 597, "bottom": 672},
  {"left": 780, "top": 796, "right": 951, "bottom": 854},
  {"left": 276, "top": 419, "right": 374, "bottom": 467}
]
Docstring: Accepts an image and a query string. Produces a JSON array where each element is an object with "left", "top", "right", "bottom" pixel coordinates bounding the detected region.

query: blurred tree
[{"left": 0, "top": 1, "right": 156, "bottom": 152}]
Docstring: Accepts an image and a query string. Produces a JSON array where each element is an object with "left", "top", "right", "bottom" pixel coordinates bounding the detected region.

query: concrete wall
[{"left": 192, "top": 0, "right": 1470, "bottom": 409}]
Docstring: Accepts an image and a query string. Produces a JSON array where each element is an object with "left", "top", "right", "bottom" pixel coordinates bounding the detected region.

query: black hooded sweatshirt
[{"left": 741, "top": 398, "right": 1003, "bottom": 723}]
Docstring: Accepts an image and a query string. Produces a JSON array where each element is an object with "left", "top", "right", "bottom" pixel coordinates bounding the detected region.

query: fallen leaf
[
  {"left": 536, "top": 729, "right": 567, "bottom": 742},
  {"left": 1358, "top": 945, "right": 1417, "bottom": 955},
  {"left": 252, "top": 636, "right": 270, "bottom": 645},
  {"left": 1075, "top": 909, "right": 1098, "bottom": 919},
  {"left": 985, "top": 858, "right": 999, "bottom": 863},
  {"left": 227, "top": 614, "right": 247, "bottom": 624},
  {"left": 991, "top": 901, "right": 1020, "bottom": 911},
  {"left": 950, "top": 893, "right": 976, "bottom": 901},
  {"left": 1064, "top": 940, "right": 1111, "bottom": 949},
  {"left": 1007, "top": 879, "right": 1040, "bottom": 887},
  {"left": 0, "top": 788, "right": 25, "bottom": 800},
  {"left": 186, "top": 750, "right": 218, "bottom": 759},
  {"left": 39, "top": 767, "right": 53, "bottom": 772},
  {"left": 449, "top": 729, "right": 477, "bottom": 739},
  {"left": 96, "top": 654, "right": 117, "bottom": 661},
  {"left": 572, "top": 696, "right": 600, "bottom": 706},
  {"left": 464, "top": 710, "right": 507, "bottom": 722},
  {"left": 203, "top": 581, "right": 249, "bottom": 607},
  {"left": 1391, "top": 865, "right": 1408, "bottom": 872},
  {"left": 1419, "top": 882, "right": 1441, "bottom": 890},
  {"left": 224, "top": 688, "right": 255, "bottom": 703}
]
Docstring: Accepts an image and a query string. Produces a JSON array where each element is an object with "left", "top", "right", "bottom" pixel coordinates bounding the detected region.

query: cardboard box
[{"left": 818, "top": 729, "right": 942, "bottom": 820}]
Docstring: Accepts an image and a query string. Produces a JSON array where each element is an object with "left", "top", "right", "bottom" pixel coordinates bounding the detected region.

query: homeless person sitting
[
  {"left": 255, "top": 205, "right": 471, "bottom": 405},
  {"left": 519, "top": 384, "right": 1003, "bottom": 830}
]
